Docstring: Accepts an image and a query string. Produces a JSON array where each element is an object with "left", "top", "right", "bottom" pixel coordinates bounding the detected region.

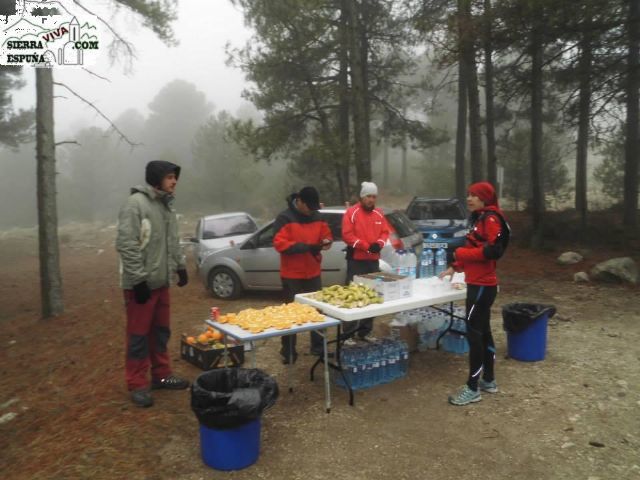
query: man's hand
[
  {"left": 133, "top": 281, "right": 151, "bottom": 304},
  {"left": 368, "top": 242, "right": 382, "bottom": 254},
  {"left": 321, "top": 238, "right": 332, "bottom": 251},
  {"left": 438, "top": 266, "right": 455, "bottom": 280},
  {"left": 177, "top": 269, "right": 188, "bottom": 287},
  {"left": 309, "top": 243, "right": 323, "bottom": 254}
]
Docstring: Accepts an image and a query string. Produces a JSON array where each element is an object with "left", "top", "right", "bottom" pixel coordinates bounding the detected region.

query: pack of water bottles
[
  {"left": 419, "top": 247, "right": 448, "bottom": 278},
  {"left": 335, "top": 338, "right": 410, "bottom": 390},
  {"left": 440, "top": 316, "right": 469, "bottom": 354},
  {"left": 390, "top": 249, "right": 418, "bottom": 278},
  {"left": 391, "top": 306, "right": 468, "bottom": 354}
]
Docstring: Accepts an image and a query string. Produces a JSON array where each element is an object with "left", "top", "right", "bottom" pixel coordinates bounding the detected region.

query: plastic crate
[{"left": 180, "top": 336, "right": 245, "bottom": 370}]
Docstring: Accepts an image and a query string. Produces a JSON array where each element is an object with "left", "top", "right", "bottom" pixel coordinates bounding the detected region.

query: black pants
[
  {"left": 344, "top": 259, "right": 380, "bottom": 338},
  {"left": 465, "top": 284, "right": 498, "bottom": 391},
  {"left": 280, "top": 276, "right": 323, "bottom": 358}
]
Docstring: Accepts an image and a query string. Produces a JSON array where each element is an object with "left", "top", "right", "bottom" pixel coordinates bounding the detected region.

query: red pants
[{"left": 124, "top": 287, "right": 172, "bottom": 391}]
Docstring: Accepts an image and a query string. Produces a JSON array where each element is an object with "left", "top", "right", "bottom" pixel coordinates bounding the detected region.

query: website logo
[{"left": 1, "top": 1, "right": 101, "bottom": 67}]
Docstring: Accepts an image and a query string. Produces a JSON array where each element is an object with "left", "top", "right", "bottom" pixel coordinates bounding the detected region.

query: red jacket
[
  {"left": 273, "top": 198, "right": 332, "bottom": 279},
  {"left": 452, "top": 206, "right": 503, "bottom": 286},
  {"left": 342, "top": 204, "right": 390, "bottom": 261}
]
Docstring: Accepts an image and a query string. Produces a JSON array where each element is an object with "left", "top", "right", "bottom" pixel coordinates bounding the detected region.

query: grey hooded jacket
[{"left": 116, "top": 185, "right": 185, "bottom": 290}]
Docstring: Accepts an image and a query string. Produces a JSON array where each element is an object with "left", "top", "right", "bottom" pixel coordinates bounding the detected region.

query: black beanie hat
[
  {"left": 298, "top": 186, "right": 321, "bottom": 210},
  {"left": 145, "top": 160, "right": 181, "bottom": 188}
]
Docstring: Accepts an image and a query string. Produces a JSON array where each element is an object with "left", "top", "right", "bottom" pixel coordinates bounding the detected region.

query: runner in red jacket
[
  {"left": 273, "top": 186, "right": 332, "bottom": 363},
  {"left": 440, "top": 181, "right": 506, "bottom": 406},
  {"left": 341, "top": 181, "right": 390, "bottom": 339}
]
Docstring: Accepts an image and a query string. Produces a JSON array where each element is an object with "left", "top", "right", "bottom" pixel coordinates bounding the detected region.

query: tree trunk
[
  {"left": 484, "top": 0, "right": 497, "bottom": 186},
  {"left": 401, "top": 141, "right": 408, "bottom": 191},
  {"left": 346, "top": 0, "right": 371, "bottom": 184},
  {"left": 463, "top": 0, "right": 482, "bottom": 182},
  {"left": 575, "top": 28, "right": 593, "bottom": 229},
  {"left": 383, "top": 139, "right": 389, "bottom": 189},
  {"left": 338, "top": 0, "right": 351, "bottom": 201},
  {"left": 36, "top": 67, "right": 63, "bottom": 318},
  {"left": 624, "top": 0, "right": 640, "bottom": 227},
  {"left": 455, "top": 0, "right": 468, "bottom": 200},
  {"left": 530, "top": 11, "right": 545, "bottom": 240}
]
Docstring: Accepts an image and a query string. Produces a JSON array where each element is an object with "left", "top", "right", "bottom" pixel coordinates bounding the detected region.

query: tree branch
[
  {"left": 81, "top": 67, "right": 111, "bottom": 83},
  {"left": 53, "top": 82, "right": 141, "bottom": 147},
  {"left": 55, "top": 140, "right": 81, "bottom": 147}
]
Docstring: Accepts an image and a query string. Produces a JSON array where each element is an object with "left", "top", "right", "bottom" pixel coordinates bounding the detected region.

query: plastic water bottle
[
  {"left": 399, "top": 341, "right": 409, "bottom": 377},
  {"left": 407, "top": 249, "right": 417, "bottom": 279},
  {"left": 391, "top": 249, "right": 402, "bottom": 275},
  {"left": 420, "top": 248, "right": 435, "bottom": 278},
  {"left": 434, "top": 248, "right": 447, "bottom": 277},
  {"left": 379, "top": 341, "right": 388, "bottom": 384}
]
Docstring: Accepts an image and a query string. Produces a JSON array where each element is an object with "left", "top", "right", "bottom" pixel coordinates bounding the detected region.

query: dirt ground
[{"left": 1, "top": 216, "right": 639, "bottom": 480}]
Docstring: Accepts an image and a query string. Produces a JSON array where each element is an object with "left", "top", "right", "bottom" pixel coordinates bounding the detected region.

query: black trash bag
[
  {"left": 191, "top": 368, "right": 279, "bottom": 429},
  {"left": 502, "top": 303, "right": 556, "bottom": 334}
]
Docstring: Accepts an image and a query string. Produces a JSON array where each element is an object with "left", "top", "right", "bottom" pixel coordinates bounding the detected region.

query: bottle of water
[
  {"left": 434, "top": 248, "right": 447, "bottom": 277},
  {"left": 350, "top": 347, "right": 362, "bottom": 389},
  {"left": 395, "top": 250, "right": 405, "bottom": 276},
  {"left": 391, "top": 249, "right": 402, "bottom": 275},
  {"left": 407, "top": 249, "right": 417, "bottom": 279},
  {"left": 399, "top": 341, "right": 409, "bottom": 377},
  {"left": 379, "top": 340, "right": 388, "bottom": 384},
  {"left": 393, "top": 340, "right": 402, "bottom": 379},
  {"left": 420, "top": 248, "right": 434, "bottom": 278}
]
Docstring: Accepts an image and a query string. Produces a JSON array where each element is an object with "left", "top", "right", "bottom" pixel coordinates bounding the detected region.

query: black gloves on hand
[
  {"left": 368, "top": 242, "right": 382, "bottom": 254},
  {"left": 309, "top": 244, "right": 323, "bottom": 254},
  {"left": 133, "top": 281, "right": 151, "bottom": 304},
  {"left": 177, "top": 269, "right": 188, "bottom": 287}
]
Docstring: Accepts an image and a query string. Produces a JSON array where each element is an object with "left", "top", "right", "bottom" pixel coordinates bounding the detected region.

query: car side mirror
[{"left": 242, "top": 238, "right": 257, "bottom": 250}]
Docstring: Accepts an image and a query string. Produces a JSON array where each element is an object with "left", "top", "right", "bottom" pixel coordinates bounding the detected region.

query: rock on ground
[
  {"left": 558, "top": 252, "right": 584, "bottom": 265},
  {"left": 574, "top": 272, "right": 590, "bottom": 283},
  {"left": 590, "top": 257, "right": 638, "bottom": 284}
]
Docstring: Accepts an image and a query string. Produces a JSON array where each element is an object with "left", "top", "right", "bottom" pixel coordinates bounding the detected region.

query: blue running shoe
[{"left": 448, "top": 385, "right": 481, "bottom": 406}]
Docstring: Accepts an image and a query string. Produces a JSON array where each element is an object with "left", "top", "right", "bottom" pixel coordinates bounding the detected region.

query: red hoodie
[
  {"left": 342, "top": 204, "right": 390, "bottom": 261},
  {"left": 452, "top": 206, "right": 504, "bottom": 286}
]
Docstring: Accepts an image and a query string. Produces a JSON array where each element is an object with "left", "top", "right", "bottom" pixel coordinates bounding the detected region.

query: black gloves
[
  {"left": 309, "top": 244, "right": 323, "bottom": 254},
  {"left": 368, "top": 242, "right": 382, "bottom": 254},
  {"left": 177, "top": 269, "right": 189, "bottom": 287},
  {"left": 133, "top": 281, "right": 151, "bottom": 304}
]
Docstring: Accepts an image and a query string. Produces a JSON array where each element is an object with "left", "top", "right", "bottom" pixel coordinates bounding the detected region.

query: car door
[
  {"left": 318, "top": 212, "right": 348, "bottom": 286},
  {"left": 239, "top": 222, "right": 281, "bottom": 288}
]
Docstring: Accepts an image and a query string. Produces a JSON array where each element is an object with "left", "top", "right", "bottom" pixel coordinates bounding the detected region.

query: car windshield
[
  {"left": 385, "top": 211, "right": 418, "bottom": 237},
  {"left": 203, "top": 215, "right": 258, "bottom": 240},
  {"left": 407, "top": 201, "right": 465, "bottom": 220}
]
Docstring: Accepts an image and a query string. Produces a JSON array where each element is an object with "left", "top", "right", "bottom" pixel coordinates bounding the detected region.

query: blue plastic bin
[
  {"left": 199, "top": 418, "right": 261, "bottom": 471},
  {"left": 506, "top": 314, "right": 549, "bottom": 361}
]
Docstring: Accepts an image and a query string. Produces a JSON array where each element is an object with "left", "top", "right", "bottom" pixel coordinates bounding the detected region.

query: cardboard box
[
  {"left": 180, "top": 336, "right": 245, "bottom": 370},
  {"left": 382, "top": 322, "right": 419, "bottom": 353},
  {"left": 353, "top": 272, "right": 413, "bottom": 302}
]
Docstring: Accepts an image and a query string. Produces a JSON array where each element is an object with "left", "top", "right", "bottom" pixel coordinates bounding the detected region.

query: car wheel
[{"left": 208, "top": 267, "right": 243, "bottom": 299}]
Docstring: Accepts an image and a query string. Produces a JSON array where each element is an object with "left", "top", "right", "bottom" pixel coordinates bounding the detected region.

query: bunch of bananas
[{"left": 311, "top": 283, "right": 383, "bottom": 308}]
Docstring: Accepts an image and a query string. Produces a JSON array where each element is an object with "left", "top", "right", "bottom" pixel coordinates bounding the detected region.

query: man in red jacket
[
  {"left": 342, "top": 181, "right": 390, "bottom": 339},
  {"left": 440, "top": 181, "right": 505, "bottom": 406},
  {"left": 273, "top": 186, "right": 333, "bottom": 364}
]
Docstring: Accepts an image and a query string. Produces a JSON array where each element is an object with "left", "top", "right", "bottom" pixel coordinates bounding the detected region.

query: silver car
[
  {"left": 198, "top": 207, "right": 424, "bottom": 299},
  {"left": 192, "top": 212, "right": 259, "bottom": 268}
]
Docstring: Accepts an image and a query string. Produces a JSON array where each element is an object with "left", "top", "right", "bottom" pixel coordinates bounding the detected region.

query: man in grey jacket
[{"left": 116, "top": 160, "right": 189, "bottom": 408}]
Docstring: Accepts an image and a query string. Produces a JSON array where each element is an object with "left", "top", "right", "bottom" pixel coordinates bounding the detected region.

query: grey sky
[{"left": 11, "top": 0, "right": 253, "bottom": 136}]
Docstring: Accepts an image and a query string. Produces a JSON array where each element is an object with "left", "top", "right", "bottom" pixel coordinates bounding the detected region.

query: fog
[{"left": 0, "top": 1, "right": 612, "bottom": 232}]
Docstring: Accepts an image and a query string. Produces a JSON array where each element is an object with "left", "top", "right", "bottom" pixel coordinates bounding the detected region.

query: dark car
[{"left": 405, "top": 197, "right": 468, "bottom": 260}]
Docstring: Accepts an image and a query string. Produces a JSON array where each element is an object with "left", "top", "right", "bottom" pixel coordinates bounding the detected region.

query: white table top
[
  {"left": 294, "top": 278, "right": 467, "bottom": 322},
  {"left": 205, "top": 316, "right": 341, "bottom": 342}
]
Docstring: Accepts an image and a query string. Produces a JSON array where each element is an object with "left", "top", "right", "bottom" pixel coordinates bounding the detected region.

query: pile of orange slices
[{"left": 217, "top": 303, "right": 325, "bottom": 333}]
